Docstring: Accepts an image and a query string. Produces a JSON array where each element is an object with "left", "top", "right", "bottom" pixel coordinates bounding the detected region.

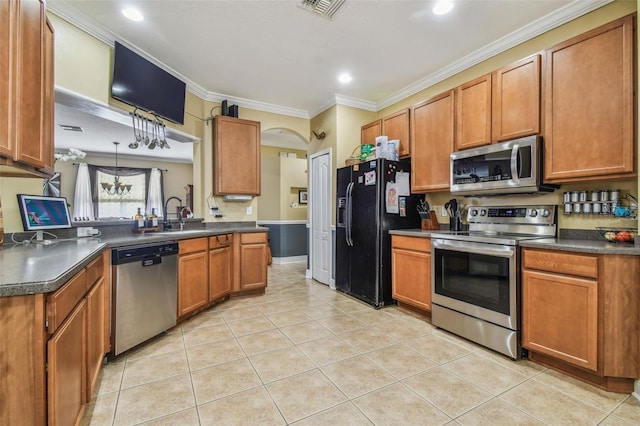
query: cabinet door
[
  {"left": 361, "top": 119, "right": 381, "bottom": 146},
  {"left": 48, "top": 299, "right": 87, "bottom": 426},
  {"left": 213, "top": 116, "right": 261, "bottom": 195},
  {"left": 178, "top": 250, "right": 209, "bottom": 317},
  {"left": 240, "top": 243, "right": 267, "bottom": 290},
  {"left": 15, "top": 0, "right": 47, "bottom": 168},
  {"left": 455, "top": 74, "right": 492, "bottom": 150},
  {"left": 381, "top": 109, "right": 410, "bottom": 157},
  {"left": 522, "top": 269, "right": 598, "bottom": 371},
  {"left": 544, "top": 15, "right": 635, "bottom": 182},
  {"left": 209, "top": 245, "right": 232, "bottom": 301},
  {"left": 410, "top": 90, "right": 454, "bottom": 192},
  {"left": 0, "top": 0, "right": 14, "bottom": 158},
  {"left": 492, "top": 54, "right": 540, "bottom": 142},
  {"left": 391, "top": 247, "right": 431, "bottom": 311},
  {"left": 86, "top": 278, "right": 105, "bottom": 402},
  {"left": 40, "top": 17, "right": 54, "bottom": 174}
]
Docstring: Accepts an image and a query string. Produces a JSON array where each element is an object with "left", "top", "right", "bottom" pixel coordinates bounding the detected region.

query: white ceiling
[{"left": 48, "top": 0, "right": 610, "bottom": 162}]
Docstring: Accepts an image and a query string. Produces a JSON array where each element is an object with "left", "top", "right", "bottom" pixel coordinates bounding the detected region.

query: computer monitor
[{"left": 17, "top": 194, "right": 72, "bottom": 241}]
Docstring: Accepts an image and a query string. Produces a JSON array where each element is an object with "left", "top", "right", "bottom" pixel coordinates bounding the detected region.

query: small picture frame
[{"left": 298, "top": 190, "right": 308, "bottom": 204}]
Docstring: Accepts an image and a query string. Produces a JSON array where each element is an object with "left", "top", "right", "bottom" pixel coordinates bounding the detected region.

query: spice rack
[{"left": 562, "top": 189, "right": 637, "bottom": 219}]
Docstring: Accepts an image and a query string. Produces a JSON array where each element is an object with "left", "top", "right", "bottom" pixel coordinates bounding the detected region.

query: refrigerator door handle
[{"left": 346, "top": 182, "right": 354, "bottom": 246}]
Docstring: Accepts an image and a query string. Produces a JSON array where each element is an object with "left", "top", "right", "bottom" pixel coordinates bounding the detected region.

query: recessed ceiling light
[
  {"left": 433, "top": 0, "right": 454, "bottom": 15},
  {"left": 338, "top": 72, "right": 352, "bottom": 84},
  {"left": 122, "top": 8, "right": 144, "bottom": 22}
]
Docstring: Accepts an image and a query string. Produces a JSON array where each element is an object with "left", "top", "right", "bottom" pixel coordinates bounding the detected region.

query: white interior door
[{"left": 310, "top": 149, "right": 331, "bottom": 286}]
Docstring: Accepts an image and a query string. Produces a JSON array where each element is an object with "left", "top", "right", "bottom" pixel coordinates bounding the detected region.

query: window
[{"left": 97, "top": 171, "right": 146, "bottom": 219}]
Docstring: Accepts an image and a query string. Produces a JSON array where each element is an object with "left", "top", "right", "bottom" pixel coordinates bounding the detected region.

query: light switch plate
[{"left": 246, "top": 206, "right": 252, "bottom": 215}]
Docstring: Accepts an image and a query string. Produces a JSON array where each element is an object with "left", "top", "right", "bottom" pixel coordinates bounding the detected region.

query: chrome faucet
[{"left": 163, "top": 196, "right": 182, "bottom": 230}]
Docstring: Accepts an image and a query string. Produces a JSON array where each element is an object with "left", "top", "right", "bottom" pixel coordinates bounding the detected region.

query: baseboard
[
  {"left": 271, "top": 255, "right": 307, "bottom": 265},
  {"left": 305, "top": 269, "right": 312, "bottom": 278},
  {"left": 633, "top": 379, "right": 640, "bottom": 402}
]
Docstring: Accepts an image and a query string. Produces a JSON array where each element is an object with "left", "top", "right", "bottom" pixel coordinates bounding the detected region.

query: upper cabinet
[
  {"left": 455, "top": 74, "right": 492, "bottom": 150},
  {"left": 0, "top": 0, "right": 54, "bottom": 176},
  {"left": 543, "top": 15, "right": 635, "bottom": 183},
  {"left": 381, "top": 108, "right": 410, "bottom": 157},
  {"left": 410, "top": 90, "right": 455, "bottom": 192},
  {"left": 361, "top": 109, "right": 411, "bottom": 157},
  {"left": 361, "top": 119, "right": 382, "bottom": 146},
  {"left": 492, "top": 54, "right": 541, "bottom": 142},
  {"left": 455, "top": 54, "right": 541, "bottom": 150},
  {"left": 213, "top": 116, "right": 261, "bottom": 196}
]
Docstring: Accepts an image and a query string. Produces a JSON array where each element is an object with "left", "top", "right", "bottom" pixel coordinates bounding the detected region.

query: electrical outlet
[
  {"left": 246, "top": 206, "right": 253, "bottom": 215},
  {"left": 77, "top": 227, "right": 93, "bottom": 237},
  {"left": 209, "top": 207, "right": 219, "bottom": 215},
  {"left": 440, "top": 206, "right": 448, "bottom": 217}
]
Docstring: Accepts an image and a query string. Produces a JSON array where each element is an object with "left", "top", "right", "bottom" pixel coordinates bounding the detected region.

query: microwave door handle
[{"left": 510, "top": 143, "right": 520, "bottom": 184}]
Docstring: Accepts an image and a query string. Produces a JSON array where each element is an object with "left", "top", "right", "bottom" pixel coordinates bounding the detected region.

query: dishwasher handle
[{"left": 142, "top": 255, "right": 162, "bottom": 267}]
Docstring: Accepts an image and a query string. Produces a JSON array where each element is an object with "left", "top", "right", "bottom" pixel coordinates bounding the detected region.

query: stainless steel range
[{"left": 430, "top": 205, "right": 556, "bottom": 359}]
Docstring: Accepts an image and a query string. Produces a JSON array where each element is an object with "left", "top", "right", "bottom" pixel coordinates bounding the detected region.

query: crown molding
[
  {"left": 204, "top": 92, "right": 309, "bottom": 119},
  {"left": 376, "top": 0, "right": 614, "bottom": 110},
  {"left": 335, "top": 94, "right": 377, "bottom": 111}
]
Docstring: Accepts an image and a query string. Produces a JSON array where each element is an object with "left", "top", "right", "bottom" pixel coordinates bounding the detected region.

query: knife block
[{"left": 421, "top": 211, "right": 439, "bottom": 230}]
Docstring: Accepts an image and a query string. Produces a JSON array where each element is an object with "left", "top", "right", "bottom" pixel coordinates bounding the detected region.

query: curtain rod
[{"left": 72, "top": 163, "right": 169, "bottom": 172}]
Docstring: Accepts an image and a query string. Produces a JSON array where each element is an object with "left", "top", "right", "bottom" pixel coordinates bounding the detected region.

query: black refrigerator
[{"left": 336, "top": 158, "right": 422, "bottom": 308}]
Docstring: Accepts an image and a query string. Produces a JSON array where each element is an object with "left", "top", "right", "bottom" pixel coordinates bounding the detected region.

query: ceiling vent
[
  {"left": 298, "top": 0, "right": 347, "bottom": 20},
  {"left": 59, "top": 124, "right": 84, "bottom": 132}
]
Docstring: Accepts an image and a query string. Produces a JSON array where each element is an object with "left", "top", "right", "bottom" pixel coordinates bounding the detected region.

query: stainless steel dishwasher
[{"left": 111, "top": 241, "right": 179, "bottom": 356}]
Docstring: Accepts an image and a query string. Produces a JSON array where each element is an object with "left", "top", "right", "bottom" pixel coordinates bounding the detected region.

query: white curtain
[
  {"left": 73, "top": 163, "right": 95, "bottom": 221},
  {"left": 146, "top": 168, "right": 164, "bottom": 217}
]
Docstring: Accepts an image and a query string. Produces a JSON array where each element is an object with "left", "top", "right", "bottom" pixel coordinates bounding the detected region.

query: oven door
[{"left": 431, "top": 238, "right": 518, "bottom": 330}]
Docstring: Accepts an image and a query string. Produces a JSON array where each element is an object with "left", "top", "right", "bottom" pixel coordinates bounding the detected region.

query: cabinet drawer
[
  {"left": 85, "top": 254, "right": 104, "bottom": 288},
  {"left": 523, "top": 249, "right": 597, "bottom": 279},
  {"left": 240, "top": 232, "right": 267, "bottom": 244},
  {"left": 392, "top": 235, "right": 431, "bottom": 252},
  {"left": 210, "top": 233, "right": 233, "bottom": 249},
  {"left": 47, "top": 269, "right": 88, "bottom": 333},
  {"left": 179, "top": 237, "right": 208, "bottom": 254}
]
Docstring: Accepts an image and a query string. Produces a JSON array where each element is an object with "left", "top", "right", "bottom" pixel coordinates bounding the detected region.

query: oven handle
[
  {"left": 510, "top": 143, "right": 520, "bottom": 184},
  {"left": 432, "top": 238, "right": 516, "bottom": 258}
]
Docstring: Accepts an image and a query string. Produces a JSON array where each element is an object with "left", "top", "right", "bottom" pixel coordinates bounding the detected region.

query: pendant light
[{"left": 101, "top": 141, "right": 132, "bottom": 195}]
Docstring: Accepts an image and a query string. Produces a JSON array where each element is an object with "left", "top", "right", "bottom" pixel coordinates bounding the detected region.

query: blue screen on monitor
[{"left": 17, "top": 194, "right": 72, "bottom": 231}]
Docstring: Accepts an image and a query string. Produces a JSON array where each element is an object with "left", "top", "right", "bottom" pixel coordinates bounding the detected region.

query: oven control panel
[{"left": 467, "top": 205, "right": 556, "bottom": 225}]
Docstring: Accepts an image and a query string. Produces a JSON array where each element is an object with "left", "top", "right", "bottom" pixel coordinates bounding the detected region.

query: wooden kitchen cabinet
[
  {"left": 235, "top": 232, "right": 268, "bottom": 292},
  {"left": 410, "top": 90, "right": 455, "bottom": 192},
  {"left": 455, "top": 73, "right": 492, "bottom": 150},
  {"left": 522, "top": 248, "right": 640, "bottom": 392},
  {"left": 381, "top": 109, "right": 410, "bottom": 157},
  {"left": 178, "top": 238, "right": 209, "bottom": 318},
  {"left": 0, "top": 0, "right": 55, "bottom": 176},
  {"left": 361, "top": 119, "right": 382, "bottom": 146},
  {"left": 391, "top": 236, "right": 431, "bottom": 313},
  {"left": 213, "top": 116, "right": 261, "bottom": 195},
  {"left": 209, "top": 234, "right": 233, "bottom": 302},
  {"left": 48, "top": 299, "right": 87, "bottom": 426},
  {"left": 543, "top": 15, "right": 635, "bottom": 183},
  {"left": 492, "top": 54, "right": 541, "bottom": 142}
]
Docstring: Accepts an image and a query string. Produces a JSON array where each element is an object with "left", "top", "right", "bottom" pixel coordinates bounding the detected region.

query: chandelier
[
  {"left": 101, "top": 142, "right": 132, "bottom": 195},
  {"left": 129, "top": 109, "right": 171, "bottom": 150}
]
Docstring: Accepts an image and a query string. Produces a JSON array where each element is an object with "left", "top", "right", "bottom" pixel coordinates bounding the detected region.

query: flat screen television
[
  {"left": 111, "top": 41, "right": 186, "bottom": 125},
  {"left": 17, "top": 194, "right": 72, "bottom": 232}
]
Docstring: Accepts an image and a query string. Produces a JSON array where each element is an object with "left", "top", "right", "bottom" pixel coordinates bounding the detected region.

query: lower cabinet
[
  {"left": 391, "top": 235, "right": 431, "bottom": 313},
  {"left": 236, "top": 232, "right": 268, "bottom": 292},
  {"left": 209, "top": 234, "right": 233, "bottom": 301},
  {"left": 86, "top": 276, "right": 105, "bottom": 402},
  {"left": 522, "top": 248, "right": 640, "bottom": 392},
  {"left": 48, "top": 299, "right": 87, "bottom": 426},
  {"left": 178, "top": 238, "right": 209, "bottom": 318}
]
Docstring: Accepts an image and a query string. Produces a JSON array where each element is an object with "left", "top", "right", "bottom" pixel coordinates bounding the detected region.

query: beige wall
[
  {"left": 258, "top": 146, "right": 308, "bottom": 221},
  {"left": 0, "top": 178, "right": 43, "bottom": 233},
  {"left": 280, "top": 157, "right": 308, "bottom": 221}
]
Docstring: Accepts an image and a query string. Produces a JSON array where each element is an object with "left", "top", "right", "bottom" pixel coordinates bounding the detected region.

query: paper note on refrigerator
[
  {"left": 396, "top": 171, "right": 410, "bottom": 196},
  {"left": 386, "top": 182, "right": 399, "bottom": 214}
]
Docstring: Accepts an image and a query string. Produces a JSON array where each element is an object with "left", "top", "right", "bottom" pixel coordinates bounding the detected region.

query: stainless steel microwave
[{"left": 450, "top": 135, "right": 557, "bottom": 196}]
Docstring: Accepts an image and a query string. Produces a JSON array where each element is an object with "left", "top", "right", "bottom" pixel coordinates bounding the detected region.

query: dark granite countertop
[
  {"left": 0, "top": 225, "right": 268, "bottom": 297},
  {"left": 388, "top": 228, "right": 640, "bottom": 255}
]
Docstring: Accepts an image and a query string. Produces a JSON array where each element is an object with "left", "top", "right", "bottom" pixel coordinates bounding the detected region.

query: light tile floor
[{"left": 82, "top": 262, "right": 640, "bottom": 425}]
